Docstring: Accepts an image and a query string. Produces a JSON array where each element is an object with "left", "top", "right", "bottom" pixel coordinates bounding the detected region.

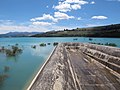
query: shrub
[
  {"left": 32, "top": 45, "right": 36, "bottom": 49},
  {"left": 47, "top": 43, "right": 51, "bottom": 45},
  {"left": 53, "top": 42, "right": 58, "bottom": 46},
  {"left": 105, "top": 43, "right": 117, "bottom": 47},
  {"left": 4, "top": 66, "right": 10, "bottom": 72},
  {"left": 5, "top": 45, "right": 22, "bottom": 56},
  {"left": 0, "top": 74, "right": 9, "bottom": 84},
  {"left": 40, "top": 43, "right": 46, "bottom": 47}
]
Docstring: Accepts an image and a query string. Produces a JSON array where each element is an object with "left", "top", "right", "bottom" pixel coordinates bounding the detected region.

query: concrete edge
[{"left": 26, "top": 45, "right": 57, "bottom": 90}]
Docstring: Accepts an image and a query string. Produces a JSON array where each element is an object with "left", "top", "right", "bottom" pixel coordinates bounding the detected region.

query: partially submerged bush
[
  {"left": 89, "top": 42, "right": 104, "bottom": 45},
  {"left": 47, "top": 43, "right": 51, "bottom": 45},
  {"left": 40, "top": 43, "right": 46, "bottom": 47},
  {"left": 5, "top": 45, "right": 22, "bottom": 57},
  {"left": 89, "top": 42, "right": 117, "bottom": 47},
  {"left": 0, "top": 74, "right": 9, "bottom": 84},
  {"left": 31, "top": 45, "right": 36, "bottom": 49},
  {"left": 53, "top": 42, "right": 58, "bottom": 46},
  {"left": 0, "top": 46, "right": 5, "bottom": 52},
  {"left": 105, "top": 43, "right": 117, "bottom": 47},
  {"left": 73, "top": 38, "right": 78, "bottom": 40},
  {"left": 4, "top": 66, "right": 10, "bottom": 72},
  {"left": 89, "top": 38, "right": 93, "bottom": 41}
]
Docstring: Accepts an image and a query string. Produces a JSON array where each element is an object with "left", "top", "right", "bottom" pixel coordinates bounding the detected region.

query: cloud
[
  {"left": 65, "top": 0, "right": 88, "bottom": 4},
  {"left": 90, "top": 1, "right": 95, "bottom": 4},
  {"left": 106, "top": 0, "right": 120, "bottom": 2},
  {"left": 53, "top": 3, "right": 71, "bottom": 12},
  {"left": 0, "top": 20, "right": 14, "bottom": 25},
  {"left": 32, "top": 21, "right": 54, "bottom": 26},
  {"left": 30, "top": 14, "right": 56, "bottom": 22},
  {"left": 91, "top": 16, "right": 108, "bottom": 20},
  {"left": 54, "top": 12, "right": 75, "bottom": 20},
  {"left": 30, "top": 12, "right": 74, "bottom": 24},
  {"left": 30, "top": 1, "right": 87, "bottom": 27},
  {"left": 0, "top": 19, "right": 75, "bottom": 34},
  {"left": 77, "top": 17, "right": 82, "bottom": 20},
  {"left": 0, "top": 24, "right": 49, "bottom": 34},
  {"left": 51, "top": 25, "right": 75, "bottom": 31},
  {"left": 53, "top": 0, "right": 88, "bottom": 12},
  {"left": 71, "top": 4, "right": 81, "bottom": 10},
  {"left": 86, "top": 24, "right": 100, "bottom": 27},
  {"left": 86, "top": 23, "right": 106, "bottom": 27},
  {"left": 46, "top": 6, "right": 49, "bottom": 8},
  {"left": 0, "top": 20, "right": 51, "bottom": 34},
  {"left": 0, "top": 21, "right": 74, "bottom": 34}
]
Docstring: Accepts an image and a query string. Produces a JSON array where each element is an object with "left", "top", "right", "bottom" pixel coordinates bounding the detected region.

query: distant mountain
[
  {"left": 0, "top": 32, "right": 42, "bottom": 37},
  {"left": 32, "top": 24, "right": 120, "bottom": 38}
]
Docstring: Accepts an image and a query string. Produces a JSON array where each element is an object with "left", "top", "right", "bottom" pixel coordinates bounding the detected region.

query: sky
[{"left": 0, "top": 0, "right": 120, "bottom": 34}]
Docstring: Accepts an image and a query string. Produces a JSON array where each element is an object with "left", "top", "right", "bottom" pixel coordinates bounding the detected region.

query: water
[{"left": 0, "top": 37, "right": 120, "bottom": 90}]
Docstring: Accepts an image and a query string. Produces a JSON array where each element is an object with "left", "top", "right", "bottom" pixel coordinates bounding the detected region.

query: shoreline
[{"left": 26, "top": 45, "right": 57, "bottom": 90}]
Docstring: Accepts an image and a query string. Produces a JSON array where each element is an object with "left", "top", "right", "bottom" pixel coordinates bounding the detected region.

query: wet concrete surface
[{"left": 29, "top": 43, "right": 120, "bottom": 90}]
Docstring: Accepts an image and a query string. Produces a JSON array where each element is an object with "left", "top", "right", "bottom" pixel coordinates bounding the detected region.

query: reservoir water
[{"left": 0, "top": 37, "right": 120, "bottom": 90}]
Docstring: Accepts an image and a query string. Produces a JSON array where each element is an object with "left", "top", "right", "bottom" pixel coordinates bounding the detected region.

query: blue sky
[{"left": 0, "top": 0, "right": 120, "bottom": 34}]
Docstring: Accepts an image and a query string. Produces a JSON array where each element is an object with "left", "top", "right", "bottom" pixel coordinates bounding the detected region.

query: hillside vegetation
[{"left": 32, "top": 24, "right": 120, "bottom": 37}]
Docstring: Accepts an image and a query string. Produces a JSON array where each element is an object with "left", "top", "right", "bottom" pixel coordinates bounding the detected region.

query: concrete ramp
[{"left": 27, "top": 43, "right": 120, "bottom": 90}]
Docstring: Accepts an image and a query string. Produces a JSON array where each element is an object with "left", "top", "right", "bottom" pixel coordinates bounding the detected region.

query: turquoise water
[{"left": 0, "top": 37, "right": 120, "bottom": 90}]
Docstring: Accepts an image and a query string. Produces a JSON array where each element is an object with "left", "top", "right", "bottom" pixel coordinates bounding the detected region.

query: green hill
[{"left": 32, "top": 24, "right": 120, "bottom": 37}]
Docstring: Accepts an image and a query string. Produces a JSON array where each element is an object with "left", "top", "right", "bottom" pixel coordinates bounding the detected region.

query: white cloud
[
  {"left": 0, "top": 19, "right": 77, "bottom": 34},
  {"left": 77, "top": 17, "right": 82, "bottom": 20},
  {"left": 107, "top": 0, "right": 120, "bottom": 2},
  {"left": 86, "top": 24, "right": 99, "bottom": 27},
  {"left": 91, "top": 16, "right": 108, "bottom": 20},
  {"left": 0, "top": 20, "right": 51, "bottom": 34},
  {"left": 51, "top": 25, "right": 75, "bottom": 31},
  {"left": 53, "top": 3, "right": 71, "bottom": 12},
  {"left": 65, "top": 0, "right": 88, "bottom": 4},
  {"left": 86, "top": 23, "right": 105, "bottom": 27},
  {"left": 71, "top": 4, "right": 81, "bottom": 10},
  {"left": 0, "top": 20, "right": 14, "bottom": 25},
  {"left": 32, "top": 21, "right": 53, "bottom": 26},
  {"left": 90, "top": 1, "right": 95, "bottom": 4},
  {"left": 53, "top": 0, "right": 88, "bottom": 12},
  {"left": 30, "top": 14, "right": 56, "bottom": 22},
  {"left": 0, "top": 25, "right": 49, "bottom": 34},
  {"left": 30, "top": 12, "right": 75, "bottom": 24},
  {"left": 54, "top": 12, "right": 75, "bottom": 20}
]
